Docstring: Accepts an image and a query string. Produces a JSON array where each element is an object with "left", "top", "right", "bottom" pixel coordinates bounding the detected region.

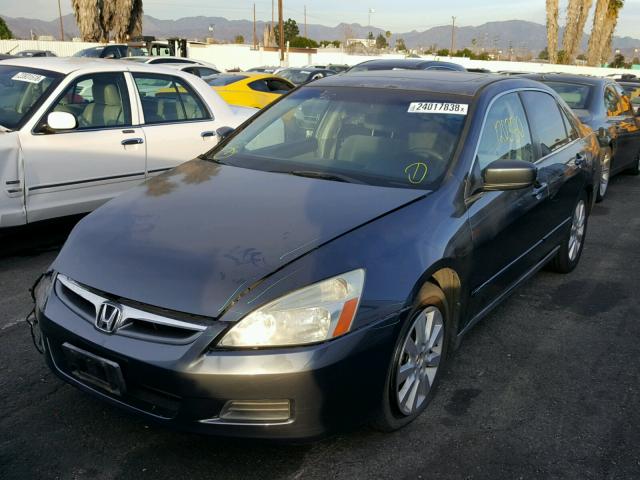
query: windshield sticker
[
  {"left": 12, "top": 72, "right": 46, "bottom": 84},
  {"left": 216, "top": 146, "right": 238, "bottom": 159},
  {"left": 404, "top": 162, "right": 429, "bottom": 184},
  {"left": 408, "top": 102, "right": 468, "bottom": 115}
]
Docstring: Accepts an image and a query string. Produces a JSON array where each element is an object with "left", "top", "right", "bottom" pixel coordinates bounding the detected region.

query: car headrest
[{"left": 93, "top": 83, "right": 120, "bottom": 106}]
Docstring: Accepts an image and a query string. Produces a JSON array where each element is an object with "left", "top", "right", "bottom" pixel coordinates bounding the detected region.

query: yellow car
[{"left": 204, "top": 72, "right": 295, "bottom": 109}]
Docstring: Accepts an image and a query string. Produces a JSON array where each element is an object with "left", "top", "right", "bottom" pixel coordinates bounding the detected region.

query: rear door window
[
  {"left": 520, "top": 91, "right": 571, "bottom": 158},
  {"left": 476, "top": 92, "right": 534, "bottom": 170},
  {"left": 132, "top": 74, "right": 210, "bottom": 124}
]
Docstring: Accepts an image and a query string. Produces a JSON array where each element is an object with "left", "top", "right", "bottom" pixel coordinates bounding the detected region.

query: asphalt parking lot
[{"left": 1, "top": 175, "right": 640, "bottom": 480}]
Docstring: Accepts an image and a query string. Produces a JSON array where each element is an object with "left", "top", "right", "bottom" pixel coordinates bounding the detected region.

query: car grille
[{"left": 55, "top": 274, "right": 209, "bottom": 345}]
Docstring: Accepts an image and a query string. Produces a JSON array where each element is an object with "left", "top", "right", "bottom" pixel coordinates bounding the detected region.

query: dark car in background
[
  {"left": 73, "top": 44, "right": 132, "bottom": 59},
  {"left": 34, "top": 71, "right": 597, "bottom": 440},
  {"left": 15, "top": 50, "right": 57, "bottom": 57},
  {"left": 246, "top": 66, "right": 279, "bottom": 73},
  {"left": 525, "top": 73, "right": 640, "bottom": 202},
  {"left": 347, "top": 59, "right": 466, "bottom": 73},
  {"left": 617, "top": 78, "right": 640, "bottom": 115},
  {"left": 277, "top": 67, "right": 336, "bottom": 85}
]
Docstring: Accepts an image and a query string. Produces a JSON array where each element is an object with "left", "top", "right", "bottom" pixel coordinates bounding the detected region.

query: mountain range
[{"left": 3, "top": 14, "right": 640, "bottom": 55}]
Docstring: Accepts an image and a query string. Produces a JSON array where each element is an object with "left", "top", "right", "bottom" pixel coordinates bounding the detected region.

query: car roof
[
  {"left": 0, "top": 57, "right": 202, "bottom": 76},
  {"left": 310, "top": 70, "right": 531, "bottom": 97},
  {"left": 523, "top": 73, "right": 610, "bottom": 87},
  {"left": 354, "top": 58, "right": 464, "bottom": 69}
]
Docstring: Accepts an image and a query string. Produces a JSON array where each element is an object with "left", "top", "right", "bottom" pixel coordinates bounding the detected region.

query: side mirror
[
  {"left": 216, "top": 126, "right": 235, "bottom": 140},
  {"left": 47, "top": 111, "right": 77, "bottom": 131},
  {"left": 482, "top": 159, "right": 537, "bottom": 191}
]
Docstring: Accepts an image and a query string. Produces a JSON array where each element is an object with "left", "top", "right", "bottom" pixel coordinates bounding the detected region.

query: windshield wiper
[
  {"left": 286, "top": 170, "right": 363, "bottom": 184},
  {"left": 0, "top": 124, "right": 11, "bottom": 133},
  {"left": 198, "top": 154, "right": 226, "bottom": 165}
]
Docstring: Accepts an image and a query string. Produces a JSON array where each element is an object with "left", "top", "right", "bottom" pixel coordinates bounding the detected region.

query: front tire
[
  {"left": 548, "top": 192, "right": 588, "bottom": 273},
  {"left": 372, "top": 283, "right": 449, "bottom": 432}
]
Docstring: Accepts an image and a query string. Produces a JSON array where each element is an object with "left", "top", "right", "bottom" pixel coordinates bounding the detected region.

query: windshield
[
  {"left": 544, "top": 81, "right": 592, "bottom": 109},
  {"left": 210, "top": 86, "right": 468, "bottom": 190},
  {"left": 73, "top": 47, "right": 105, "bottom": 58},
  {"left": 278, "top": 69, "right": 311, "bottom": 84},
  {"left": 0, "top": 65, "right": 63, "bottom": 130},
  {"left": 205, "top": 75, "right": 247, "bottom": 87}
]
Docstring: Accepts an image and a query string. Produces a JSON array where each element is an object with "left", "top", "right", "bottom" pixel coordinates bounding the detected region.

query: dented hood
[{"left": 53, "top": 160, "right": 426, "bottom": 318}]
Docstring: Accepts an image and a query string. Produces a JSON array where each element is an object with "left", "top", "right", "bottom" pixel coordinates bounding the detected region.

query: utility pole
[
  {"left": 57, "top": 0, "right": 65, "bottom": 41},
  {"left": 450, "top": 16, "right": 456, "bottom": 55},
  {"left": 253, "top": 3, "right": 257, "bottom": 49},
  {"left": 304, "top": 5, "right": 307, "bottom": 38},
  {"left": 278, "top": 0, "right": 284, "bottom": 63}
]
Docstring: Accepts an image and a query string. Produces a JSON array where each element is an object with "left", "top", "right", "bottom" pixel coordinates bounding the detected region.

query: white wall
[
  {"left": 1, "top": 39, "right": 633, "bottom": 78},
  {"left": 0, "top": 39, "right": 101, "bottom": 57}
]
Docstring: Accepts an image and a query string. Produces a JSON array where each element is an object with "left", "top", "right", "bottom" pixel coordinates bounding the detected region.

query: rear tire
[
  {"left": 548, "top": 192, "right": 588, "bottom": 273},
  {"left": 372, "top": 283, "right": 450, "bottom": 432}
]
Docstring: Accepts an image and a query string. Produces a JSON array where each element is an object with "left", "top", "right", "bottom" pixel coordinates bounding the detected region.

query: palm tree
[
  {"left": 562, "top": 0, "right": 593, "bottom": 64},
  {"left": 587, "top": 0, "right": 611, "bottom": 65},
  {"left": 598, "top": 0, "right": 624, "bottom": 65},
  {"left": 72, "top": 0, "right": 143, "bottom": 42},
  {"left": 546, "top": 0, "right": 559, "bottom": 64}
]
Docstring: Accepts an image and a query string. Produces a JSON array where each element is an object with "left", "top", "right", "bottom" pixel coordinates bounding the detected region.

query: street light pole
[
  {"left": 57, "top": 0, "right": 65, "bottom": 41},
  {"left": 450, "top": 16, "right": 456, "bottom": 55},
  {"left": 278, "top": 0, "right": 284, "bottom": 63}
]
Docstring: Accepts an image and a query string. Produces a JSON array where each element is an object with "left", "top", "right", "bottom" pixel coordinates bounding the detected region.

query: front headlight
[{"left": 218, "top": 269, "right": 365, "bottom": 348}]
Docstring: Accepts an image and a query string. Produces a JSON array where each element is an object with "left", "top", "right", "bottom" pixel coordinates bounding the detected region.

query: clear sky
[{"left": 2, "top": 0, "right": 639, "bottom": 38}]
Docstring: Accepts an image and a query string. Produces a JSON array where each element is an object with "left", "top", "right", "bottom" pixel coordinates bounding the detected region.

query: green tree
[
  {"left": 367, "top": 31, "right": 374, "bottom": 40},
  {"left": 557, "top": 49, "right": 568, "bottom": 63},
  {"left": 538, "top": 47, "right": 549, "bottom": 60},
  {"left": 455, "top": 48, "right": 474, "bottom": 57},
  {"left": 610, "top": 53, "right": 626, "bottom": 68},
  {"left": 290, "top": 36, "right": 319, "bottom": 48},
  {"left": 275, "top": 18, "right": 300, "bottom": 45},
  {"left": 436, "top": 48, "right": 449, "bottom": 56},
  {"left": 396, "top": 38, "right": 407, "bottom": 51},
  {"left": 375, "top": 33, "right": 388, "bottom": 49},
  {"left": 0, "top": 16, "right": 13, "bottom": 39},
  {"left": 234, "top": 35, "right": 245, "bottom": 44},
  {"left": 331, "top": 40, "right": 341, "bottom": 48}
]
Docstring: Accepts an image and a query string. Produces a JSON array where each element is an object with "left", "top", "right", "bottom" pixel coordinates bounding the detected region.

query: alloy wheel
[
  {"left": 568, "top": 199, "right": 586, "bottom": 262},
  {"left": 395, "top": 306, "right": 444, "bottom": 416}
]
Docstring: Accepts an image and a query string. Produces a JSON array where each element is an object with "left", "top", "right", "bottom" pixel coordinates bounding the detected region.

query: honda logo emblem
[{"left": 95, "top": 301, "right": 123, "bottom": 333}]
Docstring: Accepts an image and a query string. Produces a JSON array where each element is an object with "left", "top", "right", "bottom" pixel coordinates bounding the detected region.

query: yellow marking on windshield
[
  {"left": 494, "top": 116, "right": 526, "bottom": 144},
  {"left": 405, "top": 162, "right": 429, "bottom": 184}
]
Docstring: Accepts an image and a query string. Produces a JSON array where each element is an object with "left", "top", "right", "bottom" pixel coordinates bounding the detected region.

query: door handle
[
  {"left": 532, "top": 182, "right": 548, "bottom": 199},
  {"left": 121, "top": 138, "right": 144, "bottom": 146},
  {"left": 201, "top": 131, "right": 216, "bottom": 138},
  {"left": 575, "top": 153, "right": 587, "bottom": 168}
]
